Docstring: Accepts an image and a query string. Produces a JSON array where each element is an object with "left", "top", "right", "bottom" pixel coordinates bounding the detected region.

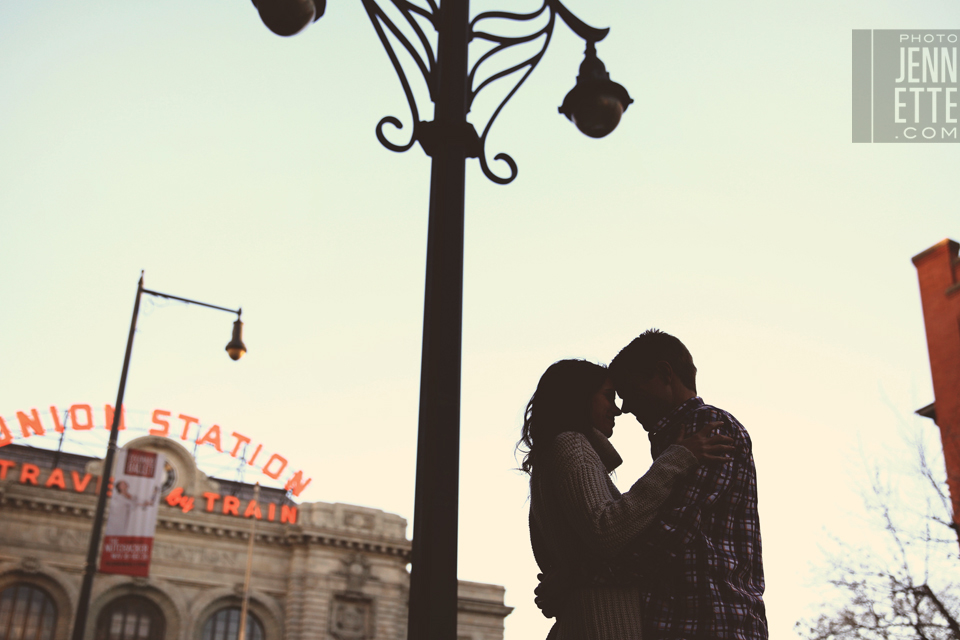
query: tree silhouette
[{"left": 797, "top": 428, "right": 960, "bottom": 640}]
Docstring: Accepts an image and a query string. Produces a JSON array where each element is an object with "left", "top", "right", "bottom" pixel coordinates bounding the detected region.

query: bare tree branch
[{"left": 797, "top": 425, "right": 960, "bottom": 640}]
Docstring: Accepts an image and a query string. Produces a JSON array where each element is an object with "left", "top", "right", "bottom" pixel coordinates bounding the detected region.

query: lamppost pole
[
  {"left": 247, "top": 2, "right": 632, "bottom": 636},
  {"left": 70, "top": 273, "right": 246, "bottom": 640},
  {"left": 407, "top": 3, "right": 469, "bottom": 637},
  {"left": 70, "top": 275, "right": 145, "bottom": 640}
]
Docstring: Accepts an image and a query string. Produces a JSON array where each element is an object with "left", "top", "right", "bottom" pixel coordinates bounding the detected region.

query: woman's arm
[{"left": 553, "top": 432, "right": 696, "bottom": 559}]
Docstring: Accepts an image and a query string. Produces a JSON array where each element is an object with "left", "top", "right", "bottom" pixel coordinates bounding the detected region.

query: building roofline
[{"left": 912, "top": 238, "right": 959, "bottom": 266}]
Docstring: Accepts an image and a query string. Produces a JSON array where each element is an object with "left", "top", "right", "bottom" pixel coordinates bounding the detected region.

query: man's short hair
[{"left": 609, "top": 328, "right": 697, "bottom": 393}]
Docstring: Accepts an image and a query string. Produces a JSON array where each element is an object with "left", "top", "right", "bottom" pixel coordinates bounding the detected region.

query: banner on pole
[{"left": 99, "top": 448, "right": 164, "bottom": 577}]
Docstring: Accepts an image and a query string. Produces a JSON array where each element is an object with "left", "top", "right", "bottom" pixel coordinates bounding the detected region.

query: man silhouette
[{"left": 608, "top": 329, "right": 767, "bottom": 639}]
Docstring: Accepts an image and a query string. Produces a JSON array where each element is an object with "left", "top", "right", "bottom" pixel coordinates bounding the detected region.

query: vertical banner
[{"left": 99, "top": 448, "right": 165, "bottom": 577}]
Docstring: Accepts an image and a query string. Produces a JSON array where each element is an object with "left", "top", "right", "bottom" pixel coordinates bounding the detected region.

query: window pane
[
  {"left": 0, "top": 589, "right": 14, "bottom": 631},
  {"left": 136, "top": 615, "right": 150, "bottom": 639},
  {"left": 109, "top": 612, "right": 123, "bottom": 640},
  {"left": 201, "top": 608, "right": 264, "bottom": 640},
  {"left": 8, "top": 588, "right": 29, "bottom": 639},
  {"left": 95, "top": 597, "right": 163, "bottom": 640},
  {"left": 0, "top": 584, "right": 57, "bottom": 640}
]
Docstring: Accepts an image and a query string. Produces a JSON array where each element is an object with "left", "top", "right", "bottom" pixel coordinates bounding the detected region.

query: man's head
[{"left": 609, "top": 329, "right": 698, "bottom": 430}]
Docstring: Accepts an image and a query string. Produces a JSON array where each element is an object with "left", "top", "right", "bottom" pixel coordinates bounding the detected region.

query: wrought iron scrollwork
[
  {"left": 359, "top": 0, "right": 611, "bottom": 184},
  {"left": 466, "top": 0, "right": 610, "bottom": 184},
  {"left": 468, "top": 4, "right": 554, "bottom": 184},
  {"left": 361, "top": 0, "right": 437, "bottom": 152}
]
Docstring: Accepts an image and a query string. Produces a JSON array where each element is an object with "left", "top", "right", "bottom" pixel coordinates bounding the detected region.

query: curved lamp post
[
  {"left": 71, "top": 273, "right": 245, "bottom": 640},
  {"left": 246, "top": 2, "right": 631, "bottom": 638}
]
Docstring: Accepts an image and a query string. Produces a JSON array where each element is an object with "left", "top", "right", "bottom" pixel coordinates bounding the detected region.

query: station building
[{"left": 0, "top": 437, "right": 512, "bottom": 640}]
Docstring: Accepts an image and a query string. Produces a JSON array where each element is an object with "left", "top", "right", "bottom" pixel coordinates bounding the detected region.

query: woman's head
[{"left": 517, "top": 359, "right": 618, "bottom": 475}]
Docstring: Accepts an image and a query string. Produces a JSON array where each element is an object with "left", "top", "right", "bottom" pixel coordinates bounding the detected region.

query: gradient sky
[{"left": 1, "top": 1, "right": 958, "bottom": 638}]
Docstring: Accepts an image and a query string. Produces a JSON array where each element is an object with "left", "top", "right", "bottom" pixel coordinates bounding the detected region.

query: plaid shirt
[{"left": 633, "top": 397, "right": 767, "bottom": 640}]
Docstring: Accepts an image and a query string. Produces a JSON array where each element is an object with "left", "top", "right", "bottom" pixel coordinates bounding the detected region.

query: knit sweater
[{"left": 529, "top": 429, "right": 698, "bottom": 640}]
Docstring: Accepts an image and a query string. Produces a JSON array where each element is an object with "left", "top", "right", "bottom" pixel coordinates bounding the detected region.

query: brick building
[{"left": 913, "top": 238, "right": 960, "bottom": 531}]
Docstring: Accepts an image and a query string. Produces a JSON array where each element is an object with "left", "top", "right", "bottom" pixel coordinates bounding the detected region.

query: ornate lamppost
[
  {"left": 71, "top": 273, "right": 246, "bottom": 640},
  {"left": 247, "top": 2, "right": 631, "bottom": 638}
]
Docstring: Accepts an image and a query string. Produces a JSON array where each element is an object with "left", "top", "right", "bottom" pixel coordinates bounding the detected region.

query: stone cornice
[{"left": 457, "top": 597, "right": 515, "bottom": 618}]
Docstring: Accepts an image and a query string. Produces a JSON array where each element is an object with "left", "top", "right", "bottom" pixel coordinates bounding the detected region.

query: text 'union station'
[{"left": 0, "top": 405, "right": 313, "bottom": 497}]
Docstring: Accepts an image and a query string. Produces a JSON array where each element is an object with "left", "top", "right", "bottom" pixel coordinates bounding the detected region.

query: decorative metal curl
[
  {"left": 469, "top": 3, "right": 556, "bottom": 184},
  {"left": 467, "top": 0, "right": 609, "bottom": 184},
  {"left": 362, "top": 0, "right": 438, "bottom": 153},
  {"left": 376, "top": 116, "right": 414, "bottom": 152},
  {"left": 358, "top": 0, "right": 613, "bottom": 183}
]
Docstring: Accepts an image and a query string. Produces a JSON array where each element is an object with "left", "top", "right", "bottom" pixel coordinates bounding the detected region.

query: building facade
[
  {"left": 913, "top": 238, "right": 960, "bottom": 533},
  {"left": 0, "top": 438, "right": 512, "bottom": 640}
]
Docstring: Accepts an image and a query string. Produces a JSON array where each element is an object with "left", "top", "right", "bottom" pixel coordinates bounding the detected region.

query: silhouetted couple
[{"left": 519, "top": 329, "right": 767, "bottom": 640}]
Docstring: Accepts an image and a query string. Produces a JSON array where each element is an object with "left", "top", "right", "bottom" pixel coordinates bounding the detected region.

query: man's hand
[
  {"left": 676, "top": 421, "right": 735, "bottom": 464},
  {"left": 534, "top": 568, "right": 574, "bottom": 619}
]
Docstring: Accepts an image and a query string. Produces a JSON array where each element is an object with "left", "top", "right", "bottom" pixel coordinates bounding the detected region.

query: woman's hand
[{"left": 675, "top": 421, "right": 735, "bottom": 464}]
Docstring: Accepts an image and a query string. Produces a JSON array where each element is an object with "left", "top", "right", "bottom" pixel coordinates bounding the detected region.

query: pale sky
[{"left": 1, "top": 1, "right": 957, "bottom": 639}]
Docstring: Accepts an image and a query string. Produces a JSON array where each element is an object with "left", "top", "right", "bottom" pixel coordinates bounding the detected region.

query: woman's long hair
[{"left": 516, "top": 359, "right": 609, "bottom": 475}]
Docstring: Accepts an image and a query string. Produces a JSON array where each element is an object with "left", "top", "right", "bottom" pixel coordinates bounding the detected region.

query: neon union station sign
[{"left": 1, "top": 403, "right": 311, "bottom": 525}]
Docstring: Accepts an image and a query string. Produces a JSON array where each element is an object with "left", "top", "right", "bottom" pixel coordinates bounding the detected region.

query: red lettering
[
  {"left": 223, "top": 496, "right": 240, "bottom": 516},
  {"left": 262, "top": 454, "right": 288, "bottom": 480},
  {"left": 0, "top": 418, "right": 11, "bottom": 448},
  {"left": 179, "top": 496, "right": 195, "bottom": 513},
  {"left": 197, "top": 425, "right": 223, "bottom": 452},
  {"left": 284, "top": 471, "right": 312, "bottom": 497},
  {"left": 268, "top": 503, "right": 276, "bottom": 521},
  {"left": 45, "top": 468, "right": 66, "bottom": 489},
  {"left": 179, "top": 414, "right": 199, "bottom": 441},
  {"left": 166, "top": 487, "right": 184, "bottom": 507},
  {"left": 49, "top": 407, "right": 66, "bottom": 433},
  {"left": 281, "top": 505, "right": 297, "bottom": 524},
  {"left": 229, "top": 432, "right": 251, "bottom": 458},
  {"left": 243, "top": 500, "right": 263, "bottom": 520},
  {"left": 149, "top": 410, "right": 171, "bottom": 437},
  {"left": 202, "top": 492, "right": 221, "bottom": 512},
  {"left": 16, "top": 409, "right": 44, "bottom": 438},
  {"left": 0, "top": 459, "right": 15, "bottom": 479},
  {"left": 19, "top": 463, "right": 40, "bottom": 485},
  {"left": 71, "top": 471, "right": 93, "bottom": 493},
  {"left": 247, "top": 444, "right": 262, "bottom": 466},
  {"left": 104, "top": 405, "right": 126, "bottom": 431},
  {"left": 70, "top": 404, "right": 93, "bottom": 430}
]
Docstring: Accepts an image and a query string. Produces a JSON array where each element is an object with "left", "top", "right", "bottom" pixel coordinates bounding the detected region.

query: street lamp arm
[
  {"left": 260, "top": 0, "right": 625, "bottom": 182},
  {"left": 141, "top": 288, "right": 242, "bottom": 318},
  {"left": 547, "top": 0, "right": 609, "bottom": 44}
]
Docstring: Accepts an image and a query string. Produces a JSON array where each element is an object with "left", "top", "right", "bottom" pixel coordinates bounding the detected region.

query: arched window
[
  {"left": 94, "top": 596, "right": 165, "bottom": 640},
  {"left": 0, "top": 583, "right": 57, "bottom": 640},
  {"left": 201, "top": 607, "right": 264, "bottom": 640}
]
